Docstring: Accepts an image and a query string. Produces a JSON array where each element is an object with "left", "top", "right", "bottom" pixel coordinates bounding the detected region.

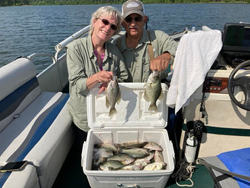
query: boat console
[
  {"left": 179, "top": 23, "right": 250, "bottom": 161},
  {"left": 221, "top": 23, "right": 250, "bottom": 68}
]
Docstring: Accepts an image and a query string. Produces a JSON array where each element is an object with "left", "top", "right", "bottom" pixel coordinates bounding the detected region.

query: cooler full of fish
[{"left": 81, "top": 82, "right": 175, "bottom": 188}]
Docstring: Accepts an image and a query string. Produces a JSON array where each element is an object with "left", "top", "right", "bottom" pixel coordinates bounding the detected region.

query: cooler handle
[{"left": 117, "top": 183, "right": 140, "bottom": 188}]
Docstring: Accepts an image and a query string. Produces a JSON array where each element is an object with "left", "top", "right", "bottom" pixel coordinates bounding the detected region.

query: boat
[{"left": 0, "top": 22, "right": 249, "bottom": 188}]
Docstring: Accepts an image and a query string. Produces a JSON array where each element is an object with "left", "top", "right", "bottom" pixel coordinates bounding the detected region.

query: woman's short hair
[{"left": 89, "top": 6, "right": 122, "bottom": 35}]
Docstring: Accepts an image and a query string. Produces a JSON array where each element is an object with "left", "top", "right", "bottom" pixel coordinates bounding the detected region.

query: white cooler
[{"left": 81, "top": 83, "right": 175, "bottom": 188}]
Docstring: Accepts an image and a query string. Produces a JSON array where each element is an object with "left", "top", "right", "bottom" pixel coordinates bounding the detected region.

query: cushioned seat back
[{"left": 0, "top": 58, "right": 41, "bottom": 132}]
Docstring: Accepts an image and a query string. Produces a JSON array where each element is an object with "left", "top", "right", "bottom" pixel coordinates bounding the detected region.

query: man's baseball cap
[{"left": 122, "top": 0, "right": 145, "bottom": 19}]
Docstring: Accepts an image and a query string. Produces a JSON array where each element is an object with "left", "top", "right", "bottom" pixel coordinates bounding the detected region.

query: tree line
[{"left": 0, "top": 0, "right": 249, "bottom": 6}]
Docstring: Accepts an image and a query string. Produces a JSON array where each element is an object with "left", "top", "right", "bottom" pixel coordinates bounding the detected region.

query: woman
[{"left": 66, "top": 6, "right": 128, "bottom": 149}]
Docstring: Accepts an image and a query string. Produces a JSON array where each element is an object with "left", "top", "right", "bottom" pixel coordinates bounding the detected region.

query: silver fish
[
  {"left": 120, "top": 148, "right": 149, "bottom": 158},
  {"left": 106, "top": 76, "right": 121, "bottom": 117},
  {"left": 99, "top": 160, "right": 124, "bottom": 171},
  {"left": 117, "top": 164, "right": 141, "bottom": 171},
  {"left": 154, "top": 150, "right": 164, "bottom": 162},
  {"left": 132, "top": 151, "right": 154, "bottom": 169},
  {"left": 93, "top": 148, "right": 113, "bottom": 158},
  {"left": 115, "top": 141, "right": 148, "bottom": 149},
  {"left": 94, "top": 143, "right": 118, "bottom": 154},
  {"left": 93, "top": 157, "right": 106, "bottom": 169},
  {"left": 143, "top": 142, "right": 163, "bottom": 151},
  {"left": 145, "top": 151, "right": 155, "bottom": 161},
  {"left": 107, "top": 154, "right": 135, "bottom": 165},
  {"left": 92, "top": 148, "right": 113, "bottom": 168},
  {"left": 143, "top": 162, "right": 166, "bottom": 171},
  {"left": 143, "top": 71, "right": 163, "bottom": 112},
  {"left": 133, "top": 158, "right": 150, "bottom": 169}
]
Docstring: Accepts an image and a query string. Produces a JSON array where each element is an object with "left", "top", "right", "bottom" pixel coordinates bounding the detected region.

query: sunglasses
[
  {"left": 124, "top": 16, "right": 143, "bottom": 23},
  {"left": 98, "top": 18, "right": 117, "bottom": 31}
]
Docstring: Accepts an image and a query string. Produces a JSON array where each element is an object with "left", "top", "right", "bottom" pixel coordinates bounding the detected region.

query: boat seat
[
  {"left": 201, "top": 156, "right": 240, "bottom": 188},
  {"left": 201, "top": 147, "right": 250, "bottom": 188},
  {"left": 0, "top": 58, "right": 75, "bottom": 188},
  {"left": 2, "top": 164, "right": 40, "bottom": 188}
]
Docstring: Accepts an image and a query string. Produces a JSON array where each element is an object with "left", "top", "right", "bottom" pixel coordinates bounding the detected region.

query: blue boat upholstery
[
  {"left": 202, "top": 156, "right": 240, "bottom": 188},
  {"left": 0, "top": 58, "right": 74, "bottom": 188},
  {"left": 3, "top": 164, "right": 40, "bottom": 188}
]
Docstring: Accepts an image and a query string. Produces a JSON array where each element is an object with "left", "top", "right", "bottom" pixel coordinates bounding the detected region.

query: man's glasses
[
  {"left": 124, "top": 16, "right": 143, "bottom": 23},
  {"left": 98, "top": 18, "right": 117, "bottom": 31}
]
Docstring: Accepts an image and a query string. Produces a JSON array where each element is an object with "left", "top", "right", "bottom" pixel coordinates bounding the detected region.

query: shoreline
[{"left": 1, "top": 2, "right": 249, "bottom": 7}]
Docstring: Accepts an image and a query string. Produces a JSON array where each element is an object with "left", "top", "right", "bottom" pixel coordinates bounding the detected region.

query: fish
[
  {"left": 143, "top": 162, "right": 166, "bottom": 171},
  {"left": 133, "top": 158, "right": 151, "bottom": 169},
  {"left": 105, "top": 76, "right": 121, "bottom": 117},
  {"left": 107, "top": 154, "right": 135, "bottom": 165},
  {"left": 117, "top": 164, "right": 141, "bottom": 171},
  {"left": 120, "top": 148, "right": 149, "bottom": 158},
  {"left": 99, "top": 160, "right": 124, "bottom": 171},
  {"left": 92, "top": 141, "right": 166, "bottom": 171},
  {"left": 115, "top": 141, "right": 148, "bottom": 149},
  {"left": 92, "top": 148, "right": 113, "bottom": 168},
  {"left": 154, "top": 150, "right": 164, "bottom": 162},
  {"left": 94, "top": 143, "right": 118, "bottom": 154},
  {"left": 93, "top": 148, "right": 114, "bottom": 158},
  {"left": 93, "top": 156, "right": 106, "bottom": 169},
  {"left": 143, "top": 71, "right": 163, "bottom": 112},
  {"left": 132, "top": 151, "right": 154, "bottom": 169},
  {"left": 143, "top": 142, "right": 163, "bottom": 151},
  {"left": 145, "top": 151, "right": 155, "bottom": 161}
]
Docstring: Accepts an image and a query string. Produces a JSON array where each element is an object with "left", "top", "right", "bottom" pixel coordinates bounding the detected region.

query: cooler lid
[{"left": 87, "top": 83, "right": 168, "bottom": 129}]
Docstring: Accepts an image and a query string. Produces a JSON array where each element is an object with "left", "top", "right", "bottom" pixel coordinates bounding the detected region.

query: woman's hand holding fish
[
  {"left": 98, "top": 82, "right": 108, "bottom": 94},
  {"left": 87, "top": 71, "right": 113, "bottom": 90},
  {"left": 96, "top": 71, "right": 113, "bottom": 94},
  {"left": 150, "top": 52, "right": 171, "bottom": 71},
  {"left": 97, "top": 71, "right": 113, "bottom": 83}
]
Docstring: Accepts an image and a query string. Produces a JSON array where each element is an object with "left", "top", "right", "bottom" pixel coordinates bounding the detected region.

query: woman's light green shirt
[{"left": 66, "top": 35, "right": 128, "bottom": 131}]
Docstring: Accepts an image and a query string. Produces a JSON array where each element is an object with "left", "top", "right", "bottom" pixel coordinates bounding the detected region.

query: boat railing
[
  {"left": 27, "top": 53, "right": 56, "bottom": 63},
  {"left": 54, "top": 25, "right": 90, "bottom": 61},
  {"left": 24, "top": 25, "right": 90, "bottom": 93}
]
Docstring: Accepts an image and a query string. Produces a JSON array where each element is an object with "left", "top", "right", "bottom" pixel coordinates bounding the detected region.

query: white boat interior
[{"left": 0, "top": 22, "right": 249, "bottom": 188}]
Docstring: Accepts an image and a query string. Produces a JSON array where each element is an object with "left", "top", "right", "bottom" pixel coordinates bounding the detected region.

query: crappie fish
[
  {"left": 94, "top": 143, "right": 118, "bottom": 154},
  {"left": 115, "top": 141, "right": 148, "bottom": 149},
  {"left": 145, "top": 151, "right": 155, "bottom": 161},
  {"left": 120, "top": 148, "right": 149, "bottom": 158},
  {"left": 107, "top": 154, "right": 135, "bottom": 165},
  {"left": 106, "top": 76, "right": 121, "bottom": 117},
  {"left": 93, "top": 148, "right": 113, "bottom": 158},
  {"left": 143, "top": 162, "right": 166, "bottom": 171},
  {"left": 99, "top": 160, "right": 124, "bottom": 171},
  {"left": 117, "top": 164, "right": 141, "bottom": 171},
  {"left": 143, "top": 71, "right": 163, "bottom": 112},
  {"left": 143, "top": 142, "right": 163, "bottom": 151},
  {"left": 133, "top": 158, "right": 150, "bottom": 169},
  {"left": 154, "top": 150, "right": 164, "bottom": 162},
  {"left": 93, "top": 157, "right": 106, "bottom": 169},
  {"left": 132, "top": 151, "right": 154, "bottom": 169},
  {"left": 92, "top": 148, "right": 113, "bottom": 168}
]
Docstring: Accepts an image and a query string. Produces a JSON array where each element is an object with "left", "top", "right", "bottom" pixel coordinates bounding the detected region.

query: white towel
[{"left": 166, "top": 30, "right": 222, "bottom": 114}]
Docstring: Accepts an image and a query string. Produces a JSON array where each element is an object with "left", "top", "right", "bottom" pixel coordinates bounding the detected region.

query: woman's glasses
[
  {"left": 124, "top": 16, "right": 143, "bottom": 23},
  {"left": 98, "top": 18, "right": 117, "bottom": 31}
]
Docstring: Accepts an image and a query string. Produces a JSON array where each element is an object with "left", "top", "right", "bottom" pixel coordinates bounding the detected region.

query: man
[
  {"left": 114, "top": 0, "right": 181, "bottom": 151},
  {"left": 113, "top": 0, "right": 178, "bottom": 83}
]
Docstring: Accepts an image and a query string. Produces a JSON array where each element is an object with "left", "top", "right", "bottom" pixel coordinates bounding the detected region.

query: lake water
[{"left": 0, "top": 3, "right": 249, "bottom": 72}]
